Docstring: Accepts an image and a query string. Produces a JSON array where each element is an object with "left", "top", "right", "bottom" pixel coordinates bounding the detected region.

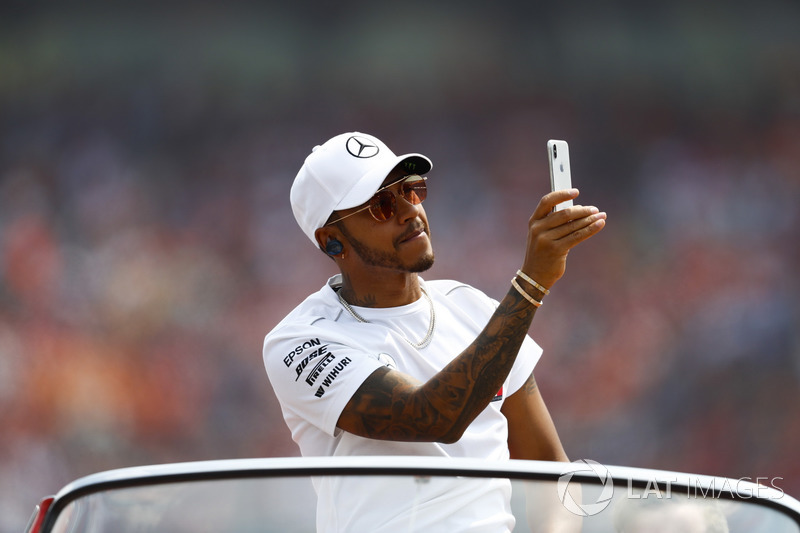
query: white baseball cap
[{"left": 290, "top": 132, "right": 433, "bottom": 247}]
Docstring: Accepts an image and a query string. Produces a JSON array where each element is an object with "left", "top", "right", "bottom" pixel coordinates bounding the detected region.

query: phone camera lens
[{"left": 552, "top": 145, "right": 558, "bottom": 158}]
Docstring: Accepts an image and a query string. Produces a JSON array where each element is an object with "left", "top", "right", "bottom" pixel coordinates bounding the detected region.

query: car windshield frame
[{"left": 37, "top": 456, "right": 800, "bottom": 532}]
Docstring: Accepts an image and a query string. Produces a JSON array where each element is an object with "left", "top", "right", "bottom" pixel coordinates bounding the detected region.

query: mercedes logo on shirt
[
  {"left": 377, "top": 353, "right": 397, "bottom": 370},
  {"left": 346, "top": 136, "right": 379, "bottom": 158}
]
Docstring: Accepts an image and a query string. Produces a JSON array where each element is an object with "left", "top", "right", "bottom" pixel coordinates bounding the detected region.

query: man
[{"left": 263, "top": 132, "right": 606, "bottom": 532}]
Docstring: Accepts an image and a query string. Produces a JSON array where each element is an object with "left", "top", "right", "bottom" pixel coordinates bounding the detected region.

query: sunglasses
[{"left": 327, "top": 175, "right": 428, "bottom": 225}]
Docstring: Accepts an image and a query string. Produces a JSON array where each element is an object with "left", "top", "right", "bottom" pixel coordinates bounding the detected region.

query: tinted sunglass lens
[
  {"left": 369, "top": 191, "right": 396, "bottom": 221},
  {"left": 402, "top": 178, "right": 427, "bottom": 204}
]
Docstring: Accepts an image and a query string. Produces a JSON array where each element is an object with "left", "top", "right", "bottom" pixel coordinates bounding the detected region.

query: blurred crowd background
[{"left": 1, "top": 1, "right": 799, "bottom": 530}]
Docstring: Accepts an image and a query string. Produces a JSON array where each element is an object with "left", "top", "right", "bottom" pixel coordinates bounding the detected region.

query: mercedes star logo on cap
[{"left": 346, "top": 136, "right": 379, "bottom": 158}]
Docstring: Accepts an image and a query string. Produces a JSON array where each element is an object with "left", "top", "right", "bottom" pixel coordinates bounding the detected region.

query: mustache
[{"left": 396, "top": 222, "right": 429, "bottom": 244}]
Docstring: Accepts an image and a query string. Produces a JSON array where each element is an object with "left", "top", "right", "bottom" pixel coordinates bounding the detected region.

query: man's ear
[
  {"left": 315, "top": 227, "right": 344, "bottom": 256},
  {"left": 314, "top": 227, "right": 332, "bottom": 251}
]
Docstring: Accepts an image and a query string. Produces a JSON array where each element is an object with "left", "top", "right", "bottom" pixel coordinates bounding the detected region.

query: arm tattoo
[
  {"left": 340, "top": 285, "right": 539, "bottom": 442},
  {"left": 522, "top": 372, "right": 538, "bottom": 395}
]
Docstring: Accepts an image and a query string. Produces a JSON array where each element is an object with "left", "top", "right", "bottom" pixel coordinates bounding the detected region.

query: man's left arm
[
  {"left": 501, "top": 371, "right": 569, "bottom": 462},
  {"left": 504, "top": 372, "right": 583, "bottom": 532}
]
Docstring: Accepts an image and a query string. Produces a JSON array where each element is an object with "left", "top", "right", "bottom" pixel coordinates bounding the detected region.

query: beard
[{"left": 340, "top": 224, "right": 435, "bottom": 273}]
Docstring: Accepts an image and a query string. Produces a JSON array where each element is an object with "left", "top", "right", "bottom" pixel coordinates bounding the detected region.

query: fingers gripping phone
[{"left": 547, "top": 140, "right": 573, "bottom": 211}]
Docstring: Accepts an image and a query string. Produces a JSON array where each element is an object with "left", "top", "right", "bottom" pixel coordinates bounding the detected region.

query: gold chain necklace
[{"left": 336, "top": 286, "right": 436, "bottom": 349}]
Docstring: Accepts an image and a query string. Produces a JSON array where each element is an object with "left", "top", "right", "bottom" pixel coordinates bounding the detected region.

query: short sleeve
[
  {"left": 506, "top": 335, "right": 542, "bottom": 397},
  {"left": 264, "top": 324, "right": 385, "bottom": 437},
  {"left": 431, "top": 280, "right": 543, "bottom": 398}
]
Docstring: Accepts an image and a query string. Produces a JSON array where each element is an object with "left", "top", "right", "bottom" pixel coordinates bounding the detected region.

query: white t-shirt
[{"left": 263, "top": 275, "right": 542, "bottom": 532}]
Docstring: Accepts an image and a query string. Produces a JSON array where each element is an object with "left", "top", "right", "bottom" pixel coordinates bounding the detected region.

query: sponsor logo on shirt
[
  {"left": 284, "top": 338, "right": 322, "bottom": 367},
  {"left": 377, "top": 352, "right": 397, "bottom": 369},
  {"left": 314, "top": 356, "right": 352, "bottom": 398},
  {"left": 305, "top": 351, "right": 336, "bottom": 385},
  {"left": 294, "top": 344, "right": 330, "bottom": 380},
  {"left": 491, "top": 386, "right": 504, "bottom": 402}
]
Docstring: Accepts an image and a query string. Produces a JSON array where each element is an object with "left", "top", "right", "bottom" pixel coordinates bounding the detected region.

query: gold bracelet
[
  {"left": 511, "top": 277, "right": 543, "bottom": 307},
  {"left": 515, "top": 269, "right": 550, "bottom": 295}
]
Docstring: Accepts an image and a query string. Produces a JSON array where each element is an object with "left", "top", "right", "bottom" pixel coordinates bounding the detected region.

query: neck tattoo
[{"left": 336, "top": 286, "right": 436, "bottom": 349}]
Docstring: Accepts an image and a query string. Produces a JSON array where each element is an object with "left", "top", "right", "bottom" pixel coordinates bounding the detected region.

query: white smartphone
[{"left": 547, "top": 139, "right": 573, "bottom": 211}]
